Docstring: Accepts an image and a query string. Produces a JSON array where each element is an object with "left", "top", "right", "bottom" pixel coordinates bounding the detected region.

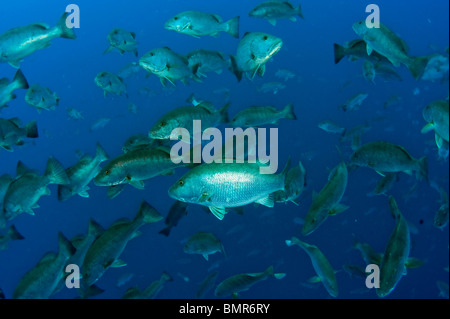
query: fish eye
[
  {"left": 263, "top": 35, "right": 268, "bottom": 40},
  {"left": 178, "top": 180, "right": 184, "bottom": 186},
  {"left": 105, "top": 170, "right": 110, "bottom": 175},
  {"left": 160, "top": 121, "right": 166, "bottom": 127},
  {"left": 150, "top": 52, "right": 154, "bottom": 57},
  {"left": 174, "top": 17, "right": 179, "bottom": 20}
]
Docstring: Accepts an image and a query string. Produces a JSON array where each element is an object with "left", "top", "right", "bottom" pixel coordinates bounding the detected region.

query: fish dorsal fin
[
  {"left": 197, "top": 102, "right": 215, "bottom": 113},
  {"left": 130, "top": 32, "right": 136, "bottom": 39},
  {"left": 210, "top": 14, "right": 223, "bottom": 23},
  {"left": 243, "top": 32, "right": 251, "bottom": 39},
  {"left": 8, "top": 117, "right": 21, "bottom": 127},
  {"left": 16, "top": 161, "right": 33, "bottom": 176},
  {"left": 32, "top": 23, "right": 50, "bottom": 30},
  {"left": 38, "top": 252, "right": 57, "bottom": 265},
  {"left": 111, "top": 218, "right": 131, "bottom": 227},
  {"left": 283, "top": 1, "right": 295, "bottom": 9}
]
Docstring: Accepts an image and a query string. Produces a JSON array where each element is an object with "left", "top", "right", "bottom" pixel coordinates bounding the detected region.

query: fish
[
  {"left": 0, "top": 69, "right": 29, "bottom": 109},
  {"left": 94, "top": 71, "right": 127, "bottom": 97},
  {"left": 377, "top": 196, "right": 411, "bottom": 298},
  {"left": 196, "top": 271, "right": 219, "bottom": 299},
  {"left": 363, "top": 60, "right": 376, "bottom": 83},
  {"left": 0, "top": 12, "right": 76, "bottom": 68},
  {"left": 275, "top": 68, "right": 296, "bottom": 81},
  {"left": 122, "top": 272, "right": 173, "bottom": 299},
  {"left": 340, "top": 92, "right": 368, "bottom": 112},
  {"left": 12, "top": 232, "right": 75, "bottom": 299},
  {"left": 139, "top": 47, "right": 199, "bottom": 87},
  {"left": 421, "top": 53, "right": 449, "bottom": 82},
  {"left": 118, "top": 62, "right": 142, "bottom": 79},
  {"left": 52, "top": 218, "right": 105, "bottom": 297},
  {"left": 230, "top": 103, "right": 296, "bottom": 127},
  {"left": 159, "top": 200, "right": 189, "bottom": 237},
  {"left": 0, "top": 117, "right": 38, "bottom": 152},
  {"left": 249, "top": 0, "right": 304, "bottom": 26},
  {"left": 421, "top": 100, "right": 449, "bottom": 152},
  {"left": 258, "top": 81, "right": 286, "bottom": 94},
  {"left": 318, "top": 120, "right": 346, "bottom": 135},
  {"left": 433, "top": 187, "right": 449, "bottom": 230},
  {"left": 57, "top": 143, "right": 109, "bottom": 201},
  {"left": 229, "top": 32, "right": 283, "bottom": 81},
  {"left": 94, "top": 146, "right": 182, "bottom": 192},
  {"left": 168, "top": 161, "right": 289, "bottom": 220},
  {"left": 104, "top": 28, "right": 138, "bottom": 57},
  {"left": 0, "top": 174, "right": 13, "bottom": 227},
  {"left": 350, "top": 141, "right": 428, "bottom": 182},
  {"left": 374, "top": 63, "right": 403, "bottom": 82},
  {"left": 89, "top": 118, "right": 111, "bottom": 132},
  {"left": 186, "top": 49, "right": 230, "bottom": 78},
  {"left": 2, "top": 157, "right": 70, "bottom": 221},
  {"left": 333, "top": 39, "right": 391, "bottom": 65},
  {"left": 285, "top": 237, "right": 338, "bottom": 297},
  {"left": 25, "top": 84, "right": 59, "bottom": 113},
  {"left": 214, "top": 265, "right": 285, "bottom": 298},
  {"left": 367, "top": 172, "right": 399, "bottom": 197},
  {"left": 0, "top": 225, "right": 24, "bottom": 250},
  {"left": 352, "top": 21, "right": 429, "bottom": 80},
  {"left": 437, "top": 281, "right": 449, "bottom": 299},
  {"left": 81, "top": 201, "right": 163, "bottom": 290},
  {"left": 302, "top": 162, "right": 348, "bottom": 236},
  {"left": 352, "top": 237, "right": 383, "bottom": 265},
  {"left": 274, "top": 161, "right": 306, "bottom": 204},
  {"left": 122, "top": 134, "right": 155, "bottom": 153},
  {"left": 183, "top": 232, "right": 226, "bottom": 261},
  {"left": 164, "top": 11, "right": 239, "bottom": 38},
  {"left": 149, "top": 102, "right": 229, "bottom": 140},
  {"left": 67, "top": 107, "right": 84, "bottom": 120}
]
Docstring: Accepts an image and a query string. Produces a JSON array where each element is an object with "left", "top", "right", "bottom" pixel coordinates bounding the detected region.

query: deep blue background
[{"left": 0, "top": 0, "right": 448, "bottom": 299}]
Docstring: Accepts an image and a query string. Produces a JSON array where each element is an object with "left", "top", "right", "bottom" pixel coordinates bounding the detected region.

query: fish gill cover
[{"left": 0, "top": 0, "right": 448, "bottom": 301}]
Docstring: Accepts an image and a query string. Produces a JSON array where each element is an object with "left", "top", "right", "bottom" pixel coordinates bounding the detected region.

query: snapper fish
[
  {"left": 249, "top": 0, "right": 304, "bottom": 26},
  {"left": 25, "top": 84, "right": 59, "bottom": 113},
  {"left": 164, "top": 11, "right": 239, "bottom": 38},
  {"left": 229, "top": 32, "right": 283, "bottom": 82},
  {"left": 0, "top": 12, "right": 76, "bottom": 68},
  {"left": 0, "top": 69, "right": 29, "bottom": 110},
  {"left": 104, "top": 28, "right": 138, "bottom": 57}
]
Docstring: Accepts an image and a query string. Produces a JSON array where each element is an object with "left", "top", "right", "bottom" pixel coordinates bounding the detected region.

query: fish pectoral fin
[
  {"left": 8, "top": 60, "right": 21, "bottom": 68},
  {"left": 435, "top": 134, "right": 444, "bottom": 149},
  {"left": 366, "top": 44, "right": 374, "bottom": 56},
  {"left": 202, "top": 254, "right": 209, "bottom": 261},
  {"left": 289, "top": 17, "right": 297, "bottom": 22},
  {"left": 209, "top": 207, "right": 227, "bottom": 220},
  {"left": 128, "top": 179, "right": 145, "bottom": 190},
  {"left": 255, "top": 193, "right": 274, "bottom": 208},
  {"left": 307, "top": 276, "right": 322, "bottom": 283},
  {"left": 268, "top": 18, "right": 277, "bottom": 26},
  {"left": 107, "top": 184, "right": 127, "bottom": 199},
  {"left": 257, "top": 64, "right": 266, "bottom": 77},
  {"left": 420, "top": 122, "right": 435, "bottom": 134},
  {"left": 375, "top": 170, "right": 385, "bottom": 177},
  {"left": 131, "top": 230, "right": 142, "bottom": 239},
  {"left": 24, "top": 208, "right": 35, "bottom": 215},
  {"left": 78, "top": 190, "right": 90, "bottom": 198},
  {"left": 329, "top": 203, "right": 349, "bottom": 215},
  {"left": 403, "top": 170, "right": 413, "bottom": 176},
  {"left": 110, "top": 259, "right": 127, "bottom": 268}
]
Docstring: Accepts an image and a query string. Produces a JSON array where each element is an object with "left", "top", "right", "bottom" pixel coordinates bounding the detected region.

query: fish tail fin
[
  {"left": 13, "top": 69, "right": 29, "bottom": 90},
  {"left": 57, "top": 12, "right": 77, "bottom": 39},
  {"left": 229, "top": 54, "right": 242, "bottom": 82},
  {"left": 219, "top": 102, "right": 230, "bottom": 123},
  {"left": 136, "top": 200, "right": 163, "bottom": 224},
  {"left": 58, "top": 232, "right": 76, "bottom": 259},
  {"left": 161, "top": 271, "right": 173, "bottom": 283},
  {"left": 158, "top": 226, "right": 171, "bottom": 237},
  {"left": 282, "top": 103, "right": 297, "bottom": 120},
  {"left": 95, "top": 142, "right": 109, "bottom": 162},
  {"left": 225, "top": 16, "right": 240, "bottom": 38},
  {"left": 24, "top": 121, "right": 38, "bottom": 138},
  {"left": 408, "top": 56, "right": 429, "bottom": 80},
  {"left": 416, "top": 156, "right": 428, "bottom": 183},
  {"left": 7, "top": 225, "right": 24, "bottom": 241},
  {"left": 57, "top": 185, "right": 72, "bottom": 202},
  {"left": 333, "top": 43, "right": 346, "bottom": 64},
  {"left": 45, "top": 157, "right": 70, "bottom": 185}
]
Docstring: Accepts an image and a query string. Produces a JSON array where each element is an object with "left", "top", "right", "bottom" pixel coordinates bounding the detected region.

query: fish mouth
[{"left": 268, "top": 39, "right": 283, "bottom": 58}]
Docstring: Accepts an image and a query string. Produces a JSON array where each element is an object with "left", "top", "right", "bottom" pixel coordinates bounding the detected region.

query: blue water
[{"left": 0, "top": 0, "right": 448, "bottom": 299}]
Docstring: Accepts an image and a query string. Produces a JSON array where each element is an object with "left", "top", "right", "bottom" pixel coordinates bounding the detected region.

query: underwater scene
[{"left": 0, "top": 0, "right": 448, "bottom": 300}]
